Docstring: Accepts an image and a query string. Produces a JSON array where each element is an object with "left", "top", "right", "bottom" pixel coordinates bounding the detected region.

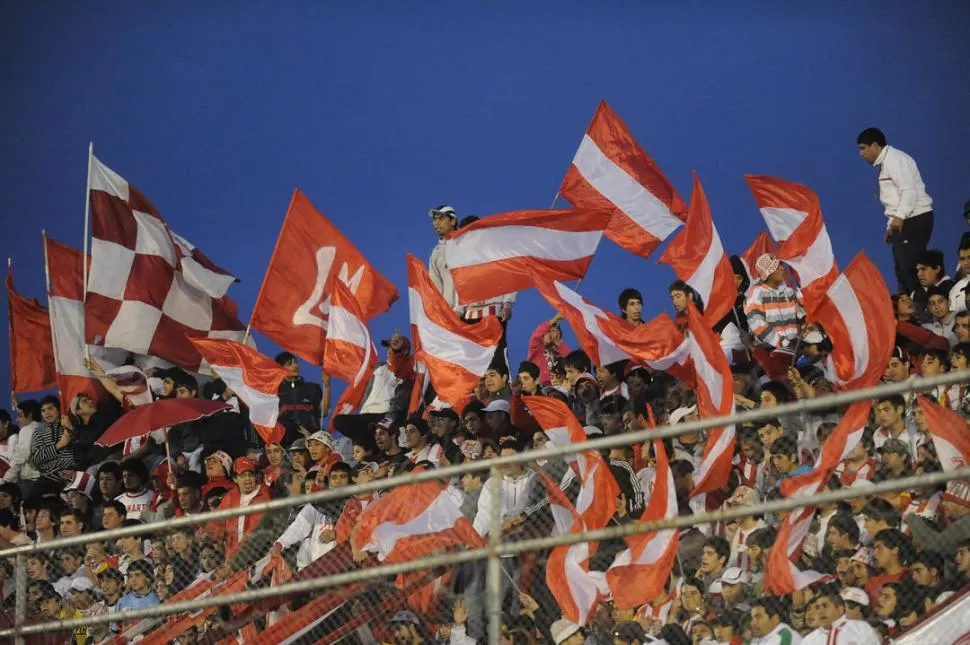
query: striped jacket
[{"left": 744, "top": 283, "right": 804, "bottom": 350}]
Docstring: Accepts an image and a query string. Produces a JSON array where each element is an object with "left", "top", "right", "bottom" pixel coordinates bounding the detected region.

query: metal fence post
[
  {"left": 14, "top": 554, "right": 26, "bottom": 645},
  {"left": 486, "top": 465, "right": 502, "bottom": 645}
]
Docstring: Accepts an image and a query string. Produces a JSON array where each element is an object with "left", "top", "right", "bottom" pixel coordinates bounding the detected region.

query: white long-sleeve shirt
[
  {"left": 430, "top": 240, "right": 460, "bottom": 311},
  {"left": 275, "top": 503, "right": 339, "bottom": 571},
  {"left": 750, "top": 622, "right": 802, "bottom": 645},
  {"left": 0, "top": 420, "right": 36, "bottom": 483},
  {"left": 0, "top": 434, "right": 21, "bottom": 477},
  {"left": 800, "top": 615, "right": 880, "bottom": 644},
  {"left": 472, "top": 471, "right": 537, "bottom": 538},
  {"left": 874, "top": 145, "right": 933, "bottom": 222}
]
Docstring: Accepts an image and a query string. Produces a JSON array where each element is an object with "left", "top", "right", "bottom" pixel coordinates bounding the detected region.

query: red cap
[{"left": 233, "top": 456, "right": 256, "bottom": 474}]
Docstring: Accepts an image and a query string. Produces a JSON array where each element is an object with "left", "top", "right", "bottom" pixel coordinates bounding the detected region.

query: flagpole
[
  {"left": 7, "top": 258, "right": 14, "bottom": 399},
  {"left": 82, "top": 142, "right": 94, "bottom": 360},
  {"left": 550, "top": 192, "right": 560, "bottom": 209},
  {"left": 245, "top": 189, "right": 297, "bottom": 344},
  {"left": 41, "top": 230, "right": 62, "bottom": 402}
]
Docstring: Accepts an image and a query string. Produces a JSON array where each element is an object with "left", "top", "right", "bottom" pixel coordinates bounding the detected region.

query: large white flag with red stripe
[
  {"left": 188, "top": 337, "right": 291, "bottom": 445},
  {"left": 659, "top": 172, "right": 737, "bottom": 327},
  {"left": 534, "top": 280, "right": 692, "bottom": 381},
  {"left": 443, "top": 209, "right": 611, "bottom": 305},
  {"left": 918, "top": 397, "right": 970, "bottom": 471},
  {"left": 85, "top": 156, "right": 247, "bottom": 371},
  {"left": 540, "top": 472, "right": 603, "bottom": 625},
  {"left": 812, "top": 253, "right": 894, "bottom": 390},
  {"left": 324, "top": 280, "right": 378, "bottom": 417},
  {"left": 685, "top": 304, "right": 736, "bottom": 495},
  {"left": 606, "top": 439, "right": 679, "bottom": 609},
  {"left": 764, "top": 507, "right": 829, "bottom": 595},
  {"left": 524, "top": 396, "right": 620, "bottom": 531},
  {"left": 745, "top": 175, "right": 839, "bottom": 314},
  {"left": 781, "top": 401, "right": 871, "bottom": 499},
  {"left": 44, "top": 235, "right": 127, "bottom": 406},
  {"left": 353, "top": 479, "right": 485, "bottom": 563},
  {"left": 406, "top": 254, "right": 502, "bottom": 408},
  {"left": 560, "top": 101, "right": 687, "bottom": 259}
]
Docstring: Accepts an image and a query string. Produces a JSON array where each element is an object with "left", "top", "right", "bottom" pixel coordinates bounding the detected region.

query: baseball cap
[
  {"left": 890, "top": 346, "right": 910, "bottom": 362},
  {"left": 233, "top": 456, "right": 256, "bottom": 474},
  {"left": 550, "top": 618, "right": 581, "bottom": 644},
  {"left": 429, "top": 408, "right": 459, "bottom": 422},
  {"left": 755, "top": 253, "right": 781, "bottom": 281},
  {"left": 352, "top": 461, "right": 379, "bottom": 475},
  {"left": 851, "top": 546, "right": 873, "bottom": 566},
  {"left": 288, "top": 438, "right": 307, "bottom": 452},
  {"left": 307, "top": 431, "right": 334, "bottom": 449},
  {"left": 428, "top": 205, "right": 458, "bottom": 220},
  {"left": 668, "top": 404, "right": 698, "bottom": 425},
  {"left": 70, "top": 577, "right": 96, "bottom": 593},
  {"left": 841, "top": 587, "right": 870, "bottom": 607},
  {"left": 274, "top": 351, "right": 297, "bottom": 366},
  {"left": 205, "top": 450, "right": 233, "bottom": 475},
  {"left": 720, "top": 566, "right": 750, "bottom": 585},
  {"left": 389, "top": 610, "right": 420, "bottom": 625},
  {"left": 482, "top": 399, "right": 511, "bottom": 414},
  {"left": 612, "top": 621, "right": 648, "bottom": 642},
  {"left": 803, "top": 330, "right": 825, "bottom": 345},
  {"left": 63, "top": 471, "right": 96, "bottom": 499}
]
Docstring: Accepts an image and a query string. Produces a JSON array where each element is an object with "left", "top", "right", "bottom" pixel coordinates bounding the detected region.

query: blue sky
[{"left": 3, "top": 2, "right": 969, "bottom": 402}]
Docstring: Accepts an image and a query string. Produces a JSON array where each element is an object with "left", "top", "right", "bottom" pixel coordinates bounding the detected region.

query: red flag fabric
[
  {"left": 323, "top": 280, "right": 378, "bottom": 417},
  {"left": 540, "top": 473, "right": 603, "bottom": 625},
  {"left": 745, "top": 175, "right": 839, "bottom": 314},
  {"left": 188, "top": 337, "right": 291, "bottom": 444},
  {"left": 658, "top": 172, "right": 737, "bottom": 326},
  {"left": 560, "top": 100, "right": 687, "bottom": 259},
  {"left": 534, "top": 280, "right": 692, "bottom": 381},
  {"left": 918, "top": 397, "right": 970, "bottom": 471},
  {"left": 84, "top": 155, "right": 247, "bottom": 371},
  {"left": 250, "top": 189, "right": 398, "bottom": 365},
  {"left": 44, "top": 236, "right": 127, "bottom": 405},
  {"left": 813, "top": 254, "right": 895, "bottom": 390},
  {"left": 606, "top": 439, "right": 679, "bottom": 609},
  {"left": 443, "top": 209, "right": 611, "bottom": 305},
  {"left": 685, "top": 304, "right": 736, "bottom": 495},
  {"left": 6, "top": 263, "right": 56, "bottom": 393},
  {"left": 740, "top": 232, "right": 777, "bottom": 286},
  {"left": 524, "top": 396, "right": 620, "bottom": 531},
  {"left": 407, "top": 254, "right": 502, "bottom": 407},
  {"left": 763, "top": 507, "right": 828, "bottom": 595},
  {"left": 781, "top": 401, "right": 872, "bottom": 499},
  {"left": 353, "top": 480, "right": 485, "bottom": 563},
  {"left": 96, "top": 398, "right": 230, "bottom": 447}
]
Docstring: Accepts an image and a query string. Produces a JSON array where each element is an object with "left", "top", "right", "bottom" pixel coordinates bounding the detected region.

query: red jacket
[
  {"left": 209, "top": 485, "right": 272, "bottom": 557},
  {"left": 527, "top": 321, "right": 569, "bottom": 386}
]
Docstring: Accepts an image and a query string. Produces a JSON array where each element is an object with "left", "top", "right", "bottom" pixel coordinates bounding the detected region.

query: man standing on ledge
[{"left": 857, "top": 127, "right": 934, "bottom": 294}]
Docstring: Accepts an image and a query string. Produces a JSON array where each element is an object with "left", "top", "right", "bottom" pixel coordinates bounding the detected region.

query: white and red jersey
[
  {"left": 835, "top": 459, "right": 876, "bottom": 488},
  {"left": 729, "top": 520, "right": 766, "bottom": 572},
  {"left": 407, "top": 443, "right": 443, "bottom": 467},
  {"left": 116, "top": 489, "right": 155, "bottom": 520}
]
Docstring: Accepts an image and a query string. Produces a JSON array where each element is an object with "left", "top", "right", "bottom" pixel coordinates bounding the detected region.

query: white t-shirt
[{"left": 117, "top": 489, "right": 155, "bottom": 520}]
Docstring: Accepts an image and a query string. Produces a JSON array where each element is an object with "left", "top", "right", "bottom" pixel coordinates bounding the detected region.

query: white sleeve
[
  {"left": 449, "top": 625, "right": 479, "bottom": 645},
  {"left": 2, "top": 430, "right": 29, "bottom": 483},
  {"left": 472, "top": 480, "right": 493, "bottom": 538},
  {"left": 276, "top": 505, "right": 317, "bottom": 550},
  {"left": 886, "top": 152, "right": 919, "bottom": 220}
]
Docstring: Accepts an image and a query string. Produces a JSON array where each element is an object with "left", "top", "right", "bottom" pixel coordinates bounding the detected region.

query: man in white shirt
[
  {"left": 117, "top": 458, "right": 155, "bottom": 520},
  {"left": 858, "top": 127, "right": 934, "bottom": 295},
  {"left": 801, "top": 588, "right": 880, "bottom": 644},
  {"left": 1, "top": 399, "right": 42, "bottom": 490},
  {"left": 428, "top": 205, "right": 461, "bottom": 311}
]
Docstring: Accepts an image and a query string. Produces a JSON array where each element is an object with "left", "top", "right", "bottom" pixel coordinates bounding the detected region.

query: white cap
[
  {"left": 70, "top": 577, "right": 96, "bottom": 593},
  {"left": 720, "top": 566, "right": 750, "bottom": 585},
  {"left": 841, "top": 587, "right": 870, "bottom": 607},
  {"left": 307, "top": 431, "right": 334, "bottom": 449},
  {"left": 482, "top": 399, "right": 511, "bottom": 414},
  {"left": 550, "top": 618, "right": 581, "bottom": 644},
  {"left": 668, "top": 405, "right": 697, "bottom": 425}
]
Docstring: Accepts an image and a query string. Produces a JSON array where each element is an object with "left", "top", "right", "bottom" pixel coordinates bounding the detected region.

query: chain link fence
[{"left": 2, "top": 371, "right": 970, "bottom": 644}]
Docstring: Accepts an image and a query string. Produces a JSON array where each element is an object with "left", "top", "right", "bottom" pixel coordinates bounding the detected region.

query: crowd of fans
[{"left": 1, "top": 161, "right": 970, "bottom": 643}]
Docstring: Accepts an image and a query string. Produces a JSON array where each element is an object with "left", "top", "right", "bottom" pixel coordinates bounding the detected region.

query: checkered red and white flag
[{"left": 84, "top": 155, "right": 247, "bottom": 371}]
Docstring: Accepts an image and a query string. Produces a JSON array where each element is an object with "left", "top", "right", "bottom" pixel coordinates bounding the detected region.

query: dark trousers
[
  {"left": 462, "top": 316, "right": 509, "bottom": 372},
  {"left": 891, "top": 211, "right": 934, "bottom": 294}
]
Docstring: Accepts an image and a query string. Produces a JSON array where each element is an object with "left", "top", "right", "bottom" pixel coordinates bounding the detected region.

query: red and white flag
[
  {"left": 764, "top": 507, "right": 829, "bottom": 595},
  {"left": 443, "top": 209, "right": 611, "bottom": 305},
  {"left": 188, "top": 337, "right": 292, "bottom": 445},
  {"left": 813, "top": 253, "right": 894, "bottom": 390},
  {"left": 84, "top": 155, "right": 248, "bottom": 371},
  {"left": 324, "top": 280, "right": 378, "bottom": 417},
  {"left": 745, "top": 175, "right": 839, "bottom": 313},
  {"left": 6, "top": 261, "right": 56, "bottom": 393},
  {"left": 685, "top": 304, "right": 736, "bottom": 495},
  {"left": 918, "top": 397, "right": 970, "bottom": 471},
  {"left": 560, "top": 101, "right": 687, "bottom": 259},
  {"left": 740, "top": 232, "right": 777, "bottom": 286},
  {"left": 534, "top": 280, "right": 692, "bottom": 380},
  {"left": 44, "top": 235, "right": 127, "bottom": 405},
  {"left": 540, "top": 473, "right": 603, "bottom": 625},
  {"left": 353, "top": 480, "right": 485, "bottom": 563},
  {"left": 606, "top": 439, "right": 679, "bottom": 609},
  {"left": 169, "top": 231, "right": 237, "bottom": 299},
  {"left": 407, "top": 254, "right": 502, "bottom": 408},
  {"left": 781, "top": 401, "right": 871, "bottom": 499},
  {"left": 658, "top": 173, "right": 737, "bottom": 326},
  {"left": 250, "top": 189, "right": 398, "bottom": 365},
  {"left": 525, "top": 396, "right": 620, "bottom": 531}
]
